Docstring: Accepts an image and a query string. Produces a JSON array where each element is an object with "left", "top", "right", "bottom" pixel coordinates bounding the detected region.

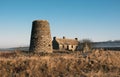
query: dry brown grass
[{"left": 0, "top": 50, "right": 120, "bottom": 77}]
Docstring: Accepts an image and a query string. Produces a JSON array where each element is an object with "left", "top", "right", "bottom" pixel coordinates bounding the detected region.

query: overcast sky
[{"left": 0, "top": 0, "right": 120, "bottom": 48}]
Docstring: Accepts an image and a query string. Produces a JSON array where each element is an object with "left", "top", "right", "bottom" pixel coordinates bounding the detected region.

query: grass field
[{"left": 0, "top": 50, "right": 120, "bottom": 77}]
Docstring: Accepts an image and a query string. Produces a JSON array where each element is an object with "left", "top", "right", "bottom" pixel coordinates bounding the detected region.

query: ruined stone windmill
[{"left": 29, "top": 20, "right": 53, "bottom": 53}]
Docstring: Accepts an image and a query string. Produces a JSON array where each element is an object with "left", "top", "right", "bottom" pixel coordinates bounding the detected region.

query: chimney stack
[
  {"left": 53, "top": 37, "right": 56, "bottom": 40},
  {"left": 75, "top": 38, "right": 78, "bottom": 41},
  {"left": 63, "top": 36, "right": 65, "bottom": 39}
]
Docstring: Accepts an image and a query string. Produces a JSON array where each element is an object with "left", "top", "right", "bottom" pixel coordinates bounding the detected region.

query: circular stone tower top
[{"left": 29, "top": 20, "right": 53, "bottom": 53}]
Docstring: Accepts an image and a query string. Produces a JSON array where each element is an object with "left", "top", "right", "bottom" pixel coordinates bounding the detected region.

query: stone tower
[{"left": 29, "top": 20, "right": 53, "bottom": 53}]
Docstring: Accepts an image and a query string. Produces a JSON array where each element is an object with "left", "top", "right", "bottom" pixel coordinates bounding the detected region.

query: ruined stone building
[
  {"left": 52, "top": 36, "right": 79, "bottom": 51},
  {"left": 29, "top": 19, "right": 79, "bottom": 53},
  {"left": 29, "top": 20, "right": 53, "bottom": 53}
]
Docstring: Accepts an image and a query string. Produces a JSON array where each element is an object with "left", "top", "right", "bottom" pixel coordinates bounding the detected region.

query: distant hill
[
  {"left": 92, "top": 41, "right": 120, "bottom": 48},
  {"left": 0, "top": 47, "right": 29, "bottom": 51},
  {"left": 9, "top": 47, "right": 29, "bottom": 51}
]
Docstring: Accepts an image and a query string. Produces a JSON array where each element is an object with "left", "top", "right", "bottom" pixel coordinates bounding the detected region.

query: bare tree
[{"left": 78, "top": 39, "right": 92, "bottom": 53}]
